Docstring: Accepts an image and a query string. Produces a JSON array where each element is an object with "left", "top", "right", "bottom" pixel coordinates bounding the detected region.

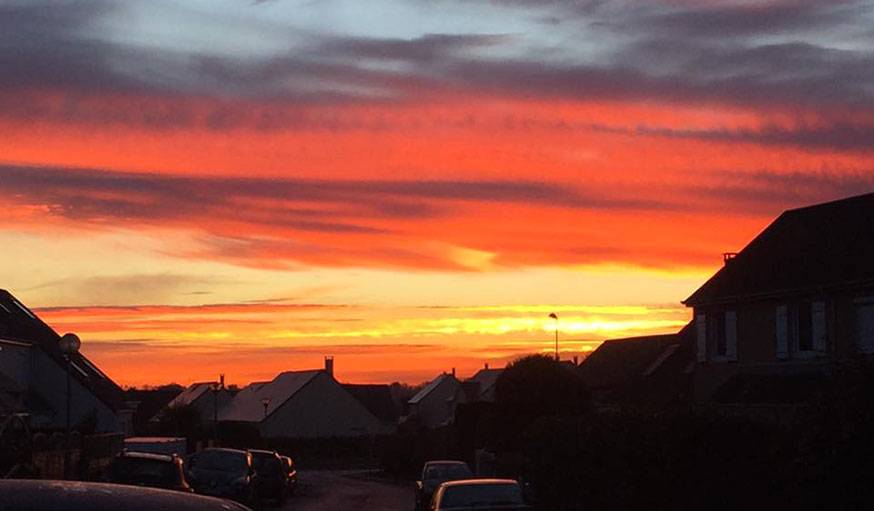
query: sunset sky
[{"left": 3, "top": 0, "right": 874, "bottom": 387}]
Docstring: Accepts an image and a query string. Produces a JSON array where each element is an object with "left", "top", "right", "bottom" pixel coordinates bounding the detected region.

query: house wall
[
  {"left": 416, "top": 377, "right": 461, "bottom": 428},
  {"left": 191, "top": 389, "right": 232, "bottom": 424},
  {"left": 30, "top": 350, "right": 119, "bottom": 432},
  {"left": 261, "top": 373, "right": 386, "bottom": 438},
  {"left": 693, "top": 286, "right": 874, "bottom": 402},
  {"left": 0, "top": 340, "right": 32, "bottom": 390}
]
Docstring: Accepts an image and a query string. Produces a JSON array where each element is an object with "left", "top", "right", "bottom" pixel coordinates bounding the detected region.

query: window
[
  {"left": 708, "top": 313, "right": 726, "bottom": 358},
  {"left": 855, "top": 298, "right": 874, "bottom": 353},
  {"left": 777, "top": 301, "right": 826, "bottom": 359},
  {"left": 696, "top": 310, "right": 737, "bottom": 362}
]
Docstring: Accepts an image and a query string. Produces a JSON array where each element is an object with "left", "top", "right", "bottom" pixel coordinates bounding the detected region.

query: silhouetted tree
[
  {"left": 487, "top": 355, "right": 590, "bottom": 457},
  {"left": 495, "top": 354, "right": 590, "bottom": 419}
]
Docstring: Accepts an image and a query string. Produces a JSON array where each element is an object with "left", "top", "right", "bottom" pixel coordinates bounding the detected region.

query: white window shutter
[
  {"left": 696, "top": 313, "right": 707, "bottom": 362},
  {"left": 776, "top": 305, "right": 789, "bottom": 360},
  {"left": 725, "top": 311, "right": 738, "bottom": 361},
  {"left": 812, "top": 301, "right": 826, "bottom": 353}
]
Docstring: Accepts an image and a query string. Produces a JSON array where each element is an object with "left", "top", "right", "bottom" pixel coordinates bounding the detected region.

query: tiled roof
[
  {"left": 685, "top": 192, "right": 874, "bottom": 306},
  {"left": 219, "top": 371, "right": 320, "bottom": 422}
]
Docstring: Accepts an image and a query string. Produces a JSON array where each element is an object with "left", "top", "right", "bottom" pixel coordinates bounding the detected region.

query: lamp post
[
  {"left": 210, "top": 382, "right": 220, "bottom": 447},
  {"left": 261, "top": 398, "right": 270, "bottom": 420},
  {"left": 59, "top": 333, "right": 81, "bottom": 480},
  {"left": 548, "top": 313, "right": 558, "bottom": 361}
]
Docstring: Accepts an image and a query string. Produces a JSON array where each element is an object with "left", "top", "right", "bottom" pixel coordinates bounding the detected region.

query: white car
[{"left": 430, "top": 479, "right": 529, "bottom": 511}]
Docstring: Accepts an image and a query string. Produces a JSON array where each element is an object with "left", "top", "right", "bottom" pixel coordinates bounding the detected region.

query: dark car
[
  {"left": 105, "top": 450, "right": 193, "bottom": 493},
  {"left": 280, "top": 455, "right": 298, "bottom": 495},
  {"left": 430, "top": 479, "right": 529, "bottom": 511},
  {"left": 185, "top": 448, "right": 258, "bottom": 507},
  {"left": 249, "top": 449, "right": 288, "bottom": 504},
  {"left": 416, "top": 460, "right": 473, "bottom": 510},
  {"left": 0, "top": 479, "right": 252, "bottom": 511}
]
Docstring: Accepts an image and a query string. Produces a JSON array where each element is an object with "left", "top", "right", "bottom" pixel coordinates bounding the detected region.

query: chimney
[
  {"left": 484, "top": 362, "right": 489, "bottom": 370},
  {"left": 325, "top": 356, "right": 334, "bottom": 377},
  {"left": 573, "top": 356, "right": 579, "bottom": 366},
  {"left": 451, "top": 367, "right": 456, "bottom": 377},
  {"left": 723, "top": 252, "right": 737, "bottom": 265},
  {"left": 219, "top": 374, "right": 225, "bottom": 389}
]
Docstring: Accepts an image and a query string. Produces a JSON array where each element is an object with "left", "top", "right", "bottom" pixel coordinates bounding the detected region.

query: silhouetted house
[
  {"left": 342, "top": 383, "right": 399, "bottom": 426},
  {"left": 684, "top": 192, "right": 874, "bottom": 406},
  {"left": 123, "top": 386, "right": 182, "bottom": 436},
  {"left": 219, "top": 359, "right": 387, "bottom": 438},
  {"left": 459, "top": 365, "right": 503, "bottom": 403},
  {"left": 406, "top": 371, "right": 462, "bottom": 428},
  {"left": 0, "top": 289, "right": 127, "bottom": 433},
  {"left": 151, "top": 380, "right": 233, "bottom": 425},
  {"left": 578, "top": 324, "right": 694, "bottom": 408}
]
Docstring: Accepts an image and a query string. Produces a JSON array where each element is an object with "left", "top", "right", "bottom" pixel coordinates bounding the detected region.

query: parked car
[
  {"left": 0, "top": 480, "right": 252, "bottom": 511},
  {"left": 105, "top": 450, "right": 192, "bottom": 492},
  {"left": 280, "top": 455, "right": 298, "bottom": 495},
  {"left": 416, "top": 460, "right": 474, "bottom": 510},
  {"left": 185, "top": 448, "right": 258, "bottom": 507},
  {"left": 430, "top": 479, "right": 529, "bottom": 511},
  {"left": 249, "top": 449, "right": 288, "bottom": 504}
]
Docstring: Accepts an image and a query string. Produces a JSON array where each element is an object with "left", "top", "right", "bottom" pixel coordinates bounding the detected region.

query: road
[{"left": 280, "top": 470, "right": 414, "bottom": 511}]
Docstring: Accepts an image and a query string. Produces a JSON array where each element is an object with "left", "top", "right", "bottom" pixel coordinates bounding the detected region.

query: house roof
[
  {"left": 408, "top": 373, "right": 459, "bottom": 405},
  {"left": 684, "top": 192, "right": 874, "bottom": 306},
  {"left": 342, "top": 384, "right": 398, "bottom": 423},
  {"left": 578, "top": 323, "right": 694, "bottom": 406},
  {"left": 0, "top": 290, "right": 124, "bottom": 412},
  {"left": 162, "top": 382, "right": 216, "bottom": 410},
  {"left": 219, "top": 371, "right": 320, "bottom": 422},
  {"left": 466, "top": 368, "right": 503, "bottom": 399}
]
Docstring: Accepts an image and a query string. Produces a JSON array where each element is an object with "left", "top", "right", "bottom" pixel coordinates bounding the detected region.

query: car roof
[
  {"left": 117, "top": 451, "right": 175, "bottom": 462},
  {"left": 248, "top": 449, "right": 278, "bottom": 456},
  {"left": 0, "top": 480, "right": 251, "bottom": 511},
  {"left": 199, "top": 448, "right": 249, "bottom": 456},
  {"left": 425, "top": 460, "right": 468, "bottom": 466},
  {"left": 440, "top": 479, "right": 519, "bottom": 488}
]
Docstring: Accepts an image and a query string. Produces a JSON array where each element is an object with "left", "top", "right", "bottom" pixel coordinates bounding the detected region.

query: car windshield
[
  {"left": 440, "top": 483, "right": 524, "bottom": 507},
  {"left": 424, "top": 464, "right": 472, "bottom": 481},
  {"left": 109, "top": 457, "right": 177, "bottom": 485},
  {"left": 192, "top": 451, "right": 247, "bottom": 472}
]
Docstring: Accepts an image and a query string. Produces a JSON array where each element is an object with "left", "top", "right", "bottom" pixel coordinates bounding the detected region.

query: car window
[
  {"left": 191, "top": 451, "right": 247, "bottom": 472},
  {"left": 252, "top": 455, "right": 281, "bottom": 475},
  {"left": 440, "top": 483, "right": 524, "bottom": 507},
  {"left": 109, "top": 458, "right": 178, "bottom": 485},
  {"left": 424, "top": 464, "right": 472, "bottom": 481}
]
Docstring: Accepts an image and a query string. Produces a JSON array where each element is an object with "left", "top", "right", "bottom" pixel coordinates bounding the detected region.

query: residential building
[
  {"left": 684, "top": 192, "right": 874, "bottom": 405},
  {"left": 465, "top": 365, "right": 503, "bottom": 403},
  {"left": 151, "top": 379, "right": 232, "bottom": 425},
  {"left": 578, "top": 324, "right": 694, "bottom": 408},
  {"left": 219, "top": 359, "right": 388, "bottom": 438},
  {"left": 0, "top": 289, "right": 127, "bottom": 433},
  {"left": 406, "top": 371, "right": 462, "bottom": 428}
]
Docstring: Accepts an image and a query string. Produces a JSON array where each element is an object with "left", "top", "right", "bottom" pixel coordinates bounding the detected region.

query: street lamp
[
  {"left": 59, "top": 333, "right": 81, "bottom": 480},
  {"left": 548, "top": 313, "right": 559, "bottom": 361},
  {"left": 261, "top": 398, "right": 270, "bottom": 420},
  {"left": 210, "top": 382, "right": 221, "bottom": 447}
]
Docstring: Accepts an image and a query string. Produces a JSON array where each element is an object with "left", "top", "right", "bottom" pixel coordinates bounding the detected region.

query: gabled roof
[
  {"left": 162, "top": 382, "right": 216, "bottom": 409},
  {"left": 0, "top": 290, "right": 124, "bottom": 411},
  {"left": 342, "top": 384, "right": 398, "bottom": 423},
  {"left": 219, "top": 371, "right": 320, "bottom": 422},
  {"left": 466, "top": 368, "right": 503, "bottom": 399},
  {"left": 408, "top": 373, "right": 459, "bottom": 405},
  {"left": 684, "top": 192, "right": 874, "bottom": 306},
  {"left": 578, "top": 323, "right": 694, "bottom": 407}
]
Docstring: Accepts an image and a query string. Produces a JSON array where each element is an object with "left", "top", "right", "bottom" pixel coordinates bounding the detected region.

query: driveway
[{"left": 281, "top": 470, "right": 414, "bottom": 511}]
